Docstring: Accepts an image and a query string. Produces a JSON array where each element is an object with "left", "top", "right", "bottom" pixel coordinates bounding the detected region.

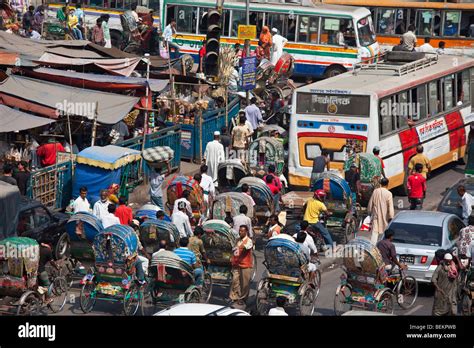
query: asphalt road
[{"left": 44, "top": 162, "right": 465, "bottom": 316}]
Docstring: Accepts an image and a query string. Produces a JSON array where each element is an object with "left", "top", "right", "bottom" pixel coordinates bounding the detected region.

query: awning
[
  {"left": 18, "top": 67, "right": 169, "bottom": 92},
  {"left": 76, "top": 145, "right": 141, "bottom": 170},
  {"left": 36, "top": 52, "right": 141, "bottom": 77},
  {"left": 0, "top": 75, "right": 139, "bottom": 125},
  {"left": 0, "top": 105, "right": 55, "bottom": 132},
  {"left": 46, "top": 47, "right": 105, "bottom": 59}
]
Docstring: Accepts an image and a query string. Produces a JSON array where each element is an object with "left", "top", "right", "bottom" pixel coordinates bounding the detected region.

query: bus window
[
  {"left": 357, "top": 16, "right": 376, "bottom": 47},
  {"left": 377, "top": 8, "right": 396, "bottom": 35},
  {"left": 123, "top": 0, "right": 131, "bottom": 9},
  {"left": 428, "top": 81, "right": 439, "bottom": 116},
  {"left": 443, "top": 76, "right": 454, "bottom": 110},
  {"left": 149, "top": 0, "right": 160, "bottom": 12},
  {"left": 267, "top": 13, "right": 295, "bottom": 41},
  {"left": 175, "top": 6, "right": 197, "bottom": 34},
  {"left": 89, "top": 0, "right": 104, "bottom": 7},
  {"left": 231, "top": 10, "right": 246, "bottom": 37},
  {"left": 396, "top": 91, "right": 408, "bottom": 129},
  {"left": 379, "top": 97, "right": 394, "bottom": 135},
  {"left": 460, "top": 11, "right": 474, "bottom": 37},
  {"left": 395, "top": 9, "right": 407, "bottom": 35},
  {"left": 470, "top": 69, "right": 474, "bottom": 105},
  {"left": 296, "top": 93, "right": 370, "bottom": 116},
  {"left": 444, "top": 11, "right": 461, "bottom": 37},
  {"left": 199, "top": 8, "right": 230, "bottom": 36},
  {"left": 462, "top": 69, "right": 471, "bottom": 104},
  {"left": 288, "top": 15, "right": 297, "bottom": 42},
  {"left": 298, "top": 16, "right": 319, "bottom": 43},
  {"left": 320, "top": 17, "right": 352, "bottom": 46},
  {"left": 411, "top": 85, "right": 427, "bottom": 121},
  {"left": 249, "top": 12, "right": 264, "bottom": 38},
  {"left": 415, "top": 10, "right": 440, "bottom": 36}
]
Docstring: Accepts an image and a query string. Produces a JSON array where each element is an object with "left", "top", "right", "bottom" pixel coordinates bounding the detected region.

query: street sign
[
  {"left": 241, "top": 56, "right": 257, "bottom": 91},
  {"left": 238, "top": 25, "right": 256, "bottom": 40}
]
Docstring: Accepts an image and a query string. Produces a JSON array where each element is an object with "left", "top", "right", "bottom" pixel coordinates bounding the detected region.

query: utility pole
[{"left": 245, "top": 0, "right": 250, "bottom": 106}]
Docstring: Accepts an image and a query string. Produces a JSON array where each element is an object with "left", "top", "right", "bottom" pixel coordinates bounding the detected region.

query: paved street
[{"left": 42, "top": 161, "right": 466, "bottom": 316}]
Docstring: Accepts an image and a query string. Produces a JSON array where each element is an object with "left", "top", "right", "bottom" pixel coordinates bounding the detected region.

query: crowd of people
[{"left": 392, "top": 25, "right": 447, "bottom": 54}]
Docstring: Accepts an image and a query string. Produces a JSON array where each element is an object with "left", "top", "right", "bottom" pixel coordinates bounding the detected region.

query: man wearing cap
[
  {"left": 303, "top": 190, "right": 334, "bottom": 251},
  {"left": 203, "top": 131, "right": 225, "bottom": 187},
  {"left": 431, "top": 253, "right": 459, "bottom": 316},
  {"left": 372, "top": 146, "right": 386, "bottom": 178},
  {"left": 270, "top": 28, "right": 288, "bottom": 65},
  {"left": 172, "top": 201, "right": 193, "bottom": 238}
]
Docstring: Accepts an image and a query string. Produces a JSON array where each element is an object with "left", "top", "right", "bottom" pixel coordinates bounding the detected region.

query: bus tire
[
  {"left": 324, "top": 65, "right": 346, "bottom": 78},
  {"left": 110, "top": 30, "right": 123, "bottom": 49},
  {"left": 393, "top": 167, "right": 409, "bottom": 197}
]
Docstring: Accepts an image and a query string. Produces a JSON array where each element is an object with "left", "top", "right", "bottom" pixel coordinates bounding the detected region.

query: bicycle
[{"left": 384, "top": 267, "right": 418, "bottom": 309}]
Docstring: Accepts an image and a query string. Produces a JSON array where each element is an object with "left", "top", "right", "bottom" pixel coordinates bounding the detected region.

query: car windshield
[
  {"left": 443, "top": 185, "right": 474, "bottom": 207},
  {"left": 357, "top": 15, "right": 376, "bottom": 46},
  {"left": 391, "top": 222, "right": 442, "bottom": 247}
]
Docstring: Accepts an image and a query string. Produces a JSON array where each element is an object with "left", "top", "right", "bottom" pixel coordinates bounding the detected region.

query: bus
[
  {"left": 318, "top": 0, "right": 474, "bottom": 55},
  {"left": 288, "top": 53, "right": 474, "bottom": 191},
  {"left": 45, "top": 0, "right": 380, "bottom": 79}
]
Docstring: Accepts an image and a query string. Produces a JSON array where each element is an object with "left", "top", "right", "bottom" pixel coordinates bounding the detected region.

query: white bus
[
  {"left": 46, "top": 0, "right": 380, "bottom": 79},
  {"left": 288, "top": 53, "right": 474, "bottom": 191}
]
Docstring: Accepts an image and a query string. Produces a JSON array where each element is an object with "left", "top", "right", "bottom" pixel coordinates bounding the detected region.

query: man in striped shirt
[{"left": 174, "top": 237, "right": 203, "bottom": 286}]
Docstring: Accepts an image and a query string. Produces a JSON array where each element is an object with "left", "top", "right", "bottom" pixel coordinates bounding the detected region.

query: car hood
[{"left": 52, "top": 211, "right": 69, "bottom": 223}]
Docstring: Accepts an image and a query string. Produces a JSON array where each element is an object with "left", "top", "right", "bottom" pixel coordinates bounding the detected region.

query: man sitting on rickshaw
[
  {"left": 376, "top": 229, "right": 407, "bottom": 274},
  {"left": 295, "top": 232, "right": 318, "bottom": 283},
  {"left": 174, "top": 237, "right": 204, "bottom": 286},
  {"left": 38, "top": 239, "right": 60, "bottom": 304},
  {"left": 188, "top": 227, "right": 210, "bottom": 269},
  {"left": 303, "top": 190, "right": 334, "bottom": 252}
]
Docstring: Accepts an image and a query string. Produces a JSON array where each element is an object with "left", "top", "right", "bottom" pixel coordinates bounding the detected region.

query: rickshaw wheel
[
  {"left": 256, "top": 279, "right": 270, "bottom": 315},
  {"left": 314, "top": 270, "right": 322, "bottom": 299},
  {"left": 461, "top": 294, "right": 472, "bottom": 316},
  {"left": 80, "top": 281, "right": 97, "bottom": 313},
  {"left": 48, "top": 277, "right": 68, "bottom": 313},
  {"left": 123, "top": 284, "right": 141, "bottom": 316},
  {"left": 344, "top": 220, "right": 356, "bottom": 244},
  {"left": 16, "top": 292, "right": 41, "bottom": 316},
  {"left": 396, "top": 276, "right": 418, "bottom": 309},
  {"left": 334, "top": 284, "right": 352, "bottom": 316},
  {"left": 54, "top": 233, "right": 71, "bottom": 259},
  {"left": 299, "top": 285, "right": 317, "bottom": 316},
  {"left": 185, "top": 288, "right": 201, "bottom": 303},
  {"left": 377, "top": 290, "right": 395, "bottom": 314},
  {"left": 201, "top": 272, "right": 213, "bottom": 303}
]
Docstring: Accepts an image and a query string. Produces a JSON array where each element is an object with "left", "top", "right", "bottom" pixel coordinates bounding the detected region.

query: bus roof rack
[{"left": 355, "top": 51, "right": 439, "bottom": 77}]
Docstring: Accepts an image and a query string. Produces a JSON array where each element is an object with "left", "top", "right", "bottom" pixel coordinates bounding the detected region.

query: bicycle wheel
[
  {"left": 299, "top": 285, "right": 317, "bottom": 316},
  {"left": 396, "top": 276, "right": 418, "bottom": 309},
  {"left": 334, "top": 284, "right": 352, "bottom": 316},
  {"left": 123, "top": 283, "right": 141, "bottom": 316},
  {"left": 201, "top": 272, "right": 213, "bottom": 303},
  {"left": 376, "top": 289, "right": 394, "bottom": 314},
  {"left": 48, "top": 277, "right": 68, "bottom": 313}
]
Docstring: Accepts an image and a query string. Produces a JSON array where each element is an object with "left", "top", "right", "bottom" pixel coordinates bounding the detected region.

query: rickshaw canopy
[
  {"left": 66, "top": 212, "right": 104, "bottom": 242},
  {"left": 344, "top": 153, "right": 382, "bottom": 184},
  {"left": 0, "top": 237, "right": 39, "bottom": 278},
  {"left": 237, "top": 177, "right": 273, "bottom": 208},
  {"left": 342, "top": 238, "right": 386, "bottom": 279},
  {"left": 139, "top": 219, "right": 180, "bottom": 253},
  {"left": 248, "top": 136, "right": 285, "bottom": 175},
  {"left": 312, "top": 172, "right": 352, "bottom": 202},
  {"left": 264, "top": 238, "right": 307, "bottom": 279},
  {"left": 93, "top": 225, "right": 138, "bottom": 265},
  {"left": 212, "top": 192, "right": 255, "bottom": 220}
]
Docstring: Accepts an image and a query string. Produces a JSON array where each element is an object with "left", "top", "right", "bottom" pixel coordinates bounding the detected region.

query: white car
[
  {"left": 342, "top": 310, "right": 394, "bottom": 316},
  {"left": 153, "top": 304, "right": 251, "bottom": 316}
]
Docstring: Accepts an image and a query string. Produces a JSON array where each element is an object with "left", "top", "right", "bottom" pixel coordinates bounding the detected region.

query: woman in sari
[{"left": 259, "top": 26, "right": 272, "bottom": 60}]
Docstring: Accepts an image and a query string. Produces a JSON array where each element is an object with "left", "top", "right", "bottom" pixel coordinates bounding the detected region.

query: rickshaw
[
  {"left": 311, "top": 172, "right": 357, "bottom": 244},
  {"left": 135, "top": 204, "right": 171, "bottom": 222},
  {"left": 344, "top": 153, "right": 382, "bottom": 208},
  {"left": 334, "top": 238, "right": 395, "bottom": 315},
  {"left": 248, "top": 136, "right": 285, "bottom": 177},
  {"left": 0, "top": 237, "right": 69, "bottom": 315},
  {"left": 236, "top": 177, "right": 274, "bottom": 223},
  {"left": 217, "top": 159, "right": 249, "bottom": 190},
  {"left": 257, "top": 125, "right": 288, "bottom": 147},
  {"left": 146, "top": 250, "right": 213, "bottom": 305},
  {"left": 212, "top": 192, "right": 255, "bottom": 221},
  {"left": 139, "top": 219, "right": 181, "bottom": 254},
  {"left": 256, "top": 237, "right": 320, "bottom": 316},
  {"left": 65, "top": 212, "right": 104, "bottom": 261},
  {"left": 166, "top": 175, "right": 204, "bottom": 220},
  {"left": 201, "top": 220, "right": 236, "bottom": 285},
  {"left": 74, "top": 145, "right": 142, "bottom": 205},
  {"left": 79, "top": 225, "right": 142, "bottom": 316}
]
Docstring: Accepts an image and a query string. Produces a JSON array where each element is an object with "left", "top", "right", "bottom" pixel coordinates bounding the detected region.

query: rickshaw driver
[
  {"left": 38, "top": 239, "right": 60, "bottom": 304},
  {"left": 303, "top": 190, "right": 334, "bottom": 252},
  {"left": 295, "top": 232, "right": 318, "bottom": 284},
  {"left": 188, "top": 226, "right": 210, "bottom": 269},
  {"left": 376, "top": 229, "right": 407, "bottom": 274}
]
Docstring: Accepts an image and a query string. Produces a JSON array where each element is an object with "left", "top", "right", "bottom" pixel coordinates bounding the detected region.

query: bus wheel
[{"left": 324, "top": 65, "right": 346, "bottom": 78}]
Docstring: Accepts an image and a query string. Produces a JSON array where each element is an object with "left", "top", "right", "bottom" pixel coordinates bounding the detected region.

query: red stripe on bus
[
  {"left": 398, "top": 127, "right": 419, "bottom": 166},
  {"left": 445, "top": 110, "right": 466, "bottom": 151},
  {"left": 298, "top": 132, "right": 367, "bottom": 141}
]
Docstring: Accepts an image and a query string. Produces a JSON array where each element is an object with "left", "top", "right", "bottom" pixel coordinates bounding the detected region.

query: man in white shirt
[
  {"left": 93, "top": 190, "right": 111, "bottom": 220},
  {"left": 172, "top": 190, "right": 193, "bottom": 219},
  {"left": 240, "top": 183, "right": 256, "bottom": 206},
  {"left": 163, "top": 18, "right": 180, "bottom": 54},
  {"left": 457, "top": 185, "right": 474, "bottom": 225},
  {"left": 294, "top": 221, "right": 317, "bottom": 255},
  {"left": 73, "top": 187, "right": 91, "bottom": 214},
  {"left": 417, "top": 37, "right": 435, "bottom": 53},
  {"left": 437, "top": 41, "right": 446, "bottom": 55},
  {"left": 233, "top": 205, "right": 253, "bottom": 239},
  {"left": 172, "top": 201, "right": 193, "bottom": 238},
  {"left": 198, "top": 164, "right": 215, "bottom": 205},
  {"left": 101, "top": 204, "right": 121, "bottom": 228},
  {"left": 203, "top": 131, "right": 225, "bottom": 186},
  {"left": 268, "top": 296, "right": 288, "bottom": 316},
  {"left": 402, "top": 25, "right": 417, "bottom": 51},
  {"left": 270, "top": 28, "right": 288, "bottom": 65}
]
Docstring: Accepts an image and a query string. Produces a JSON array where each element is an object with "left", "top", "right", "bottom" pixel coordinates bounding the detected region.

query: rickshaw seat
[{"left": 268, "top": 273, "right": 300, "bottom": 284}]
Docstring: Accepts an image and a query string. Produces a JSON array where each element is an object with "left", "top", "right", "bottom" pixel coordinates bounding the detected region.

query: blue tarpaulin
[{"left": 73, "top": 164, "right": 122, "bottom": 206}]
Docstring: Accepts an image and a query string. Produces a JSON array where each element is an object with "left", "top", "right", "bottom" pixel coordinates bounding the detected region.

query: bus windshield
[{"left": 357, "top": 15, "right": 376, "bottom": 46}]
